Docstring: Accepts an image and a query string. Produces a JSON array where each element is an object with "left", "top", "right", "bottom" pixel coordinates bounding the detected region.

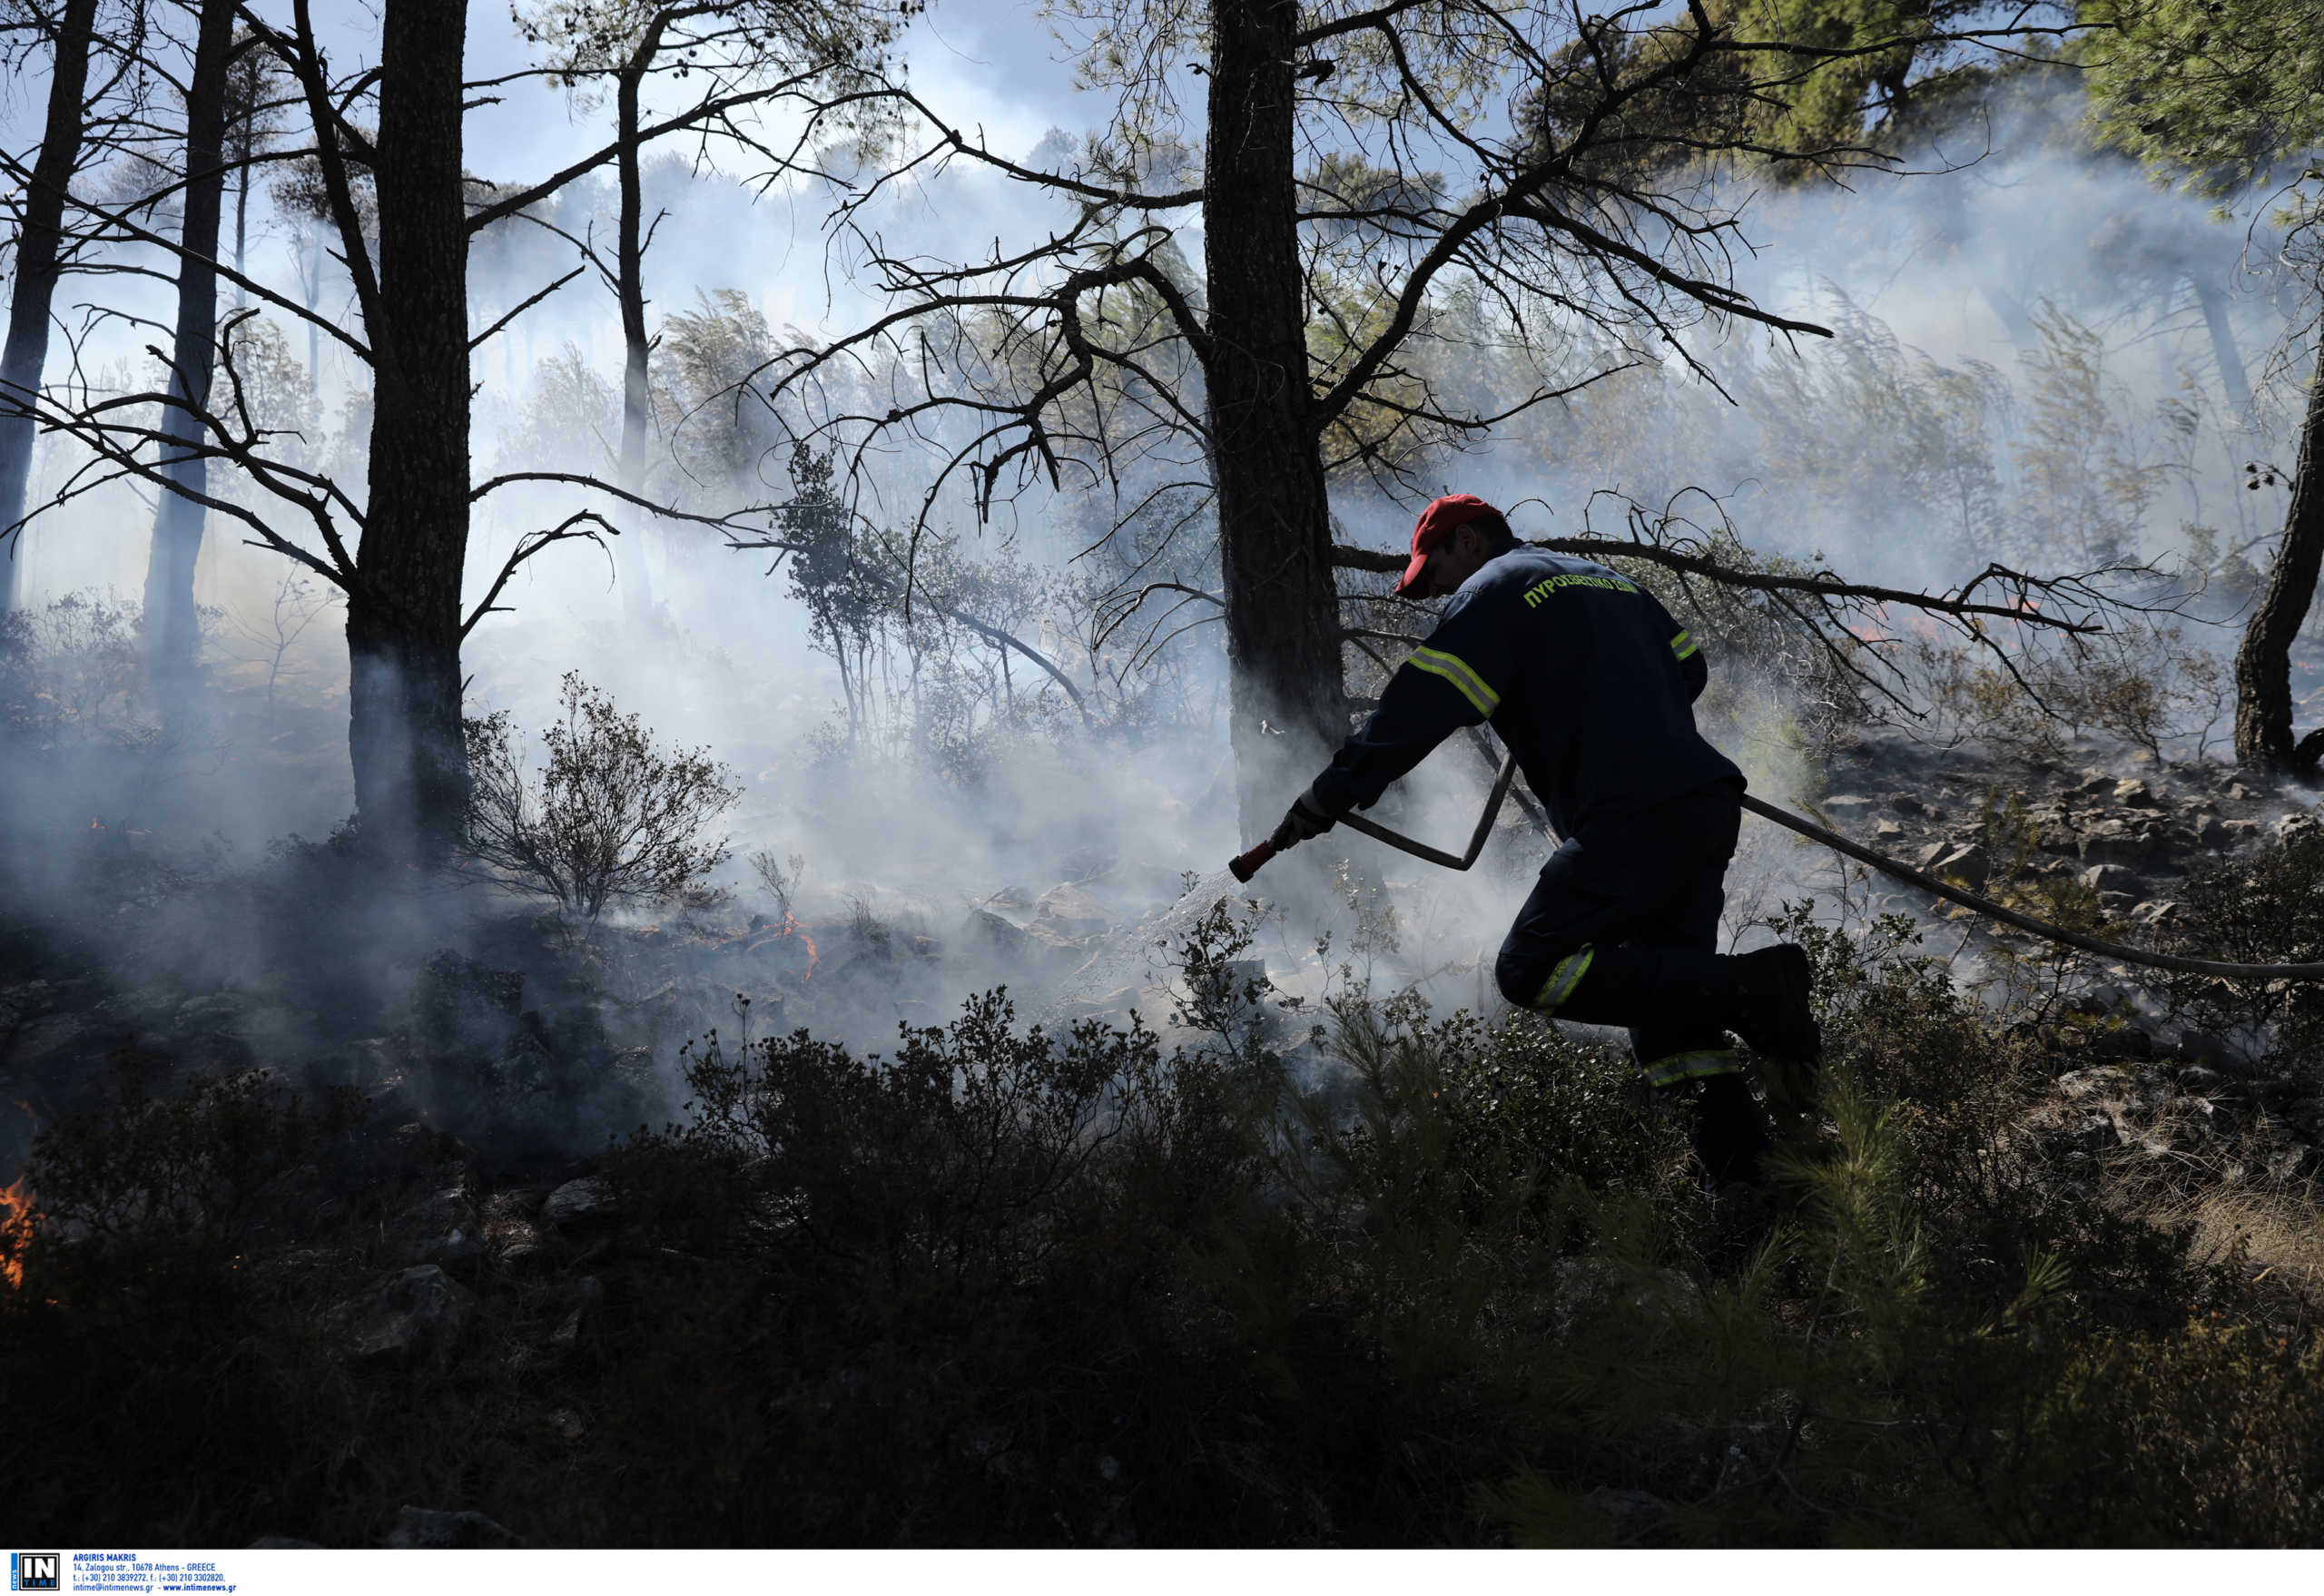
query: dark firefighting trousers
[{"left": 1492, "top": 777, "right": 1746, "bottom": 1086}]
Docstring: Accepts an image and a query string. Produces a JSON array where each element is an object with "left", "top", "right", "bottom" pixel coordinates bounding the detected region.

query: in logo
[{"left": 9, "top": 1554, "right": 58, "bottom": 1592}]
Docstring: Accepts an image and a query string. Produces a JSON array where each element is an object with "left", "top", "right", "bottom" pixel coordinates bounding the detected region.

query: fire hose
[{"left": 1229, "top": 752, "right": 2324, "bottom": 983}]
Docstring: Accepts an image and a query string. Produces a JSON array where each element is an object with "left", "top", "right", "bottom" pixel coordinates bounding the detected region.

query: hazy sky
[{"left": 0, "top": 0, "right": 1098, "bottom": 209}]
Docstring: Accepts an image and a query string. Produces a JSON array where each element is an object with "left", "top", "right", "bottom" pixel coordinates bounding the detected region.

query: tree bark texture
[
  {"left": 2234, "top": 352, "right": 2324, "bottom": 775},
  {"left": 0, "top": 0, "right": 101, "bottom": 615},
  {"left": 141, "top": 0, "right": 238, "bottom": 687},
  {"left": 1203, "top": 0, "right": 1347, "bottom": 839},
  {"left": 347, "top": 0, "right": 471, "bottom": 865},
  {"left": 614, "top": 53, "right": 658, "bottom": 621}
]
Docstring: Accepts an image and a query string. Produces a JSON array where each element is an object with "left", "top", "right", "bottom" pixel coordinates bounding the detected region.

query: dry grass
[{"left": 2168, "top": 1181, "right": 2324, "bottom": 1328}]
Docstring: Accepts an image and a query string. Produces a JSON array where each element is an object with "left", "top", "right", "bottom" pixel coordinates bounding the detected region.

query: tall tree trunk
[
  {"left": 2234, "top": 351, "right": 2324, "bottom": 776},
  {"left": 2190, "top": 276, "right": 2254, "bottom": 417},
  {"left": 232, "top": 147, "right": 250, "bottom": 302},
  {"left": 304, "top": 226, "right": 322, "bottom": 400},
  {"left": 614, "top": 55, "right": 658, "bottom": 623},
  {"left": 0, "top": 0, "right": 102, "bottom": 616},
  {"left": 346, "top": 0, "right": 470, "bottom": 866},
  {"left": 1203, "top": 0, "right": 1345, "bottom": 840},
  {"left": 141, "top": 0, "right": 238, "bottom": 695}
]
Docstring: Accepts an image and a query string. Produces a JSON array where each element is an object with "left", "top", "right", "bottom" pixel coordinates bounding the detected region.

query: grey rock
[
  {"left": 2056, "top": 1066, "right": 2134, "bottom": 1101},
  {"left": 393, "top": 1185, "right": 481, "bottom": 1270},
  {"left": 92, "top": 987, "right": 182, "bottom": 1030},
  {"left": 1058, "top": 985, "right": 1140, "bottom": 1024},
  {"left": 0, "top": 980, "right": 59, "bottom": 1037},
  {"left": 2080, "top": 862, "right": 2139, "bottom": 894},
  {"left": 1036, "top": 882, "right": 1115, "bottom": 935},
  {"left": 2128, "top": 900, "right": 2181, "bottom": 928},
  {"left": 175, "top": 992, "right": 254, "bottom": 1033},
  {"left": 1925, "top": 842, "right": 1990, "bottom": 889},
  {"left": 5, "top": 1012, "right": 84, "bottom": 1069},
  {"left": 1023, "top": 920, "right": 1094, "bottom": 964},
  {"left": 342, "top": 1265, "right": 475, "bottom": 1364},
  {"left": 2078, "top": 819, "right": 2160, "bottom": 865},
  {"left": 541, "top": 1175, "right": 618, "bottom": 1231},
  {"left": 2095, "top": 890, "right": 2136, "bottom": 915},
  {"left": 2042, "top": 1108, "right": 2121, "bottom": 1156},
  {"left": 550, "top": 1275, "right": 605, "bottom": 1350},
  {"left": 490, "top": 1027, "right": 556, "bottom": 1100},
  {"left": 957, "top": 908, "right": 1035, "bottom": 962},
  {"left": 2112, "top": 778, "right": 2159, "bottom": 809},
  {"left": 388, "top": 1506, "right": 525, "bottom": 1550},
  {"left": 1886, "top": 793, "right": 1927, "bottom": 816},
  {"left": 1819, "top": 793, "right": 1877, "bottom": 813}
]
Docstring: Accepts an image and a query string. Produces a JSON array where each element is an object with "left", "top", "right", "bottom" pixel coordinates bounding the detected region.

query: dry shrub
[{"left": 463, "top": 672, "right": 739, "bottom": 921}]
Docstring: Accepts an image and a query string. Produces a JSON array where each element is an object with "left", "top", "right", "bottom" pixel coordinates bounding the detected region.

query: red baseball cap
[{"left": 1393, "top": 494, "right": 1501, "bottom": 596}]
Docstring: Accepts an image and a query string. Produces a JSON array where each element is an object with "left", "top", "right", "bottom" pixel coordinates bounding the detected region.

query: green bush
[
  {"left": 5, "top": 903, "right": 2321, "bottom": 1546},
  {"left": 17, "top": 1057, "right": 368, "bottom": 1288},
  {"left": 2160, "top": 831, "right": 2324, "bottom": 1063}
]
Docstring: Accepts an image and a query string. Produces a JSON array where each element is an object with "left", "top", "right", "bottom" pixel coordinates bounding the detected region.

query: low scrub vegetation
[
  {"left": 2, "top": 876, "right": 2319, "bottom": 1546},
  {"left": 463, "top": 673, "right": 740, "bottom": 924}
]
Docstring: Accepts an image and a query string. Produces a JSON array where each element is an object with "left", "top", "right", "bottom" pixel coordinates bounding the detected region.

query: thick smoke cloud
[{"left": 3, "top": 15, "right": 2309, "bottom": 1134}]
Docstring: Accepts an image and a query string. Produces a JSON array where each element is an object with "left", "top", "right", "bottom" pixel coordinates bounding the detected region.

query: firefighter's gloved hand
[{"left": 1270, "top": 786, "right": 1338, "bottom": 850}]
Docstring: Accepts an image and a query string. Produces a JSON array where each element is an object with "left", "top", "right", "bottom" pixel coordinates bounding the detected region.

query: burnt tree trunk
[
  {"left": 0, "top": 0, "right": 101, "bottom": 615},
  {"left": 1203, "top": 0, "right": 1346, "bottom": 839},
  {"left": 2234, "top": 355, "right": 2324, "bottom": 777},
  {"left": 346, "top": 0, "right": 471, "bottom": 864},
  {"left": 614, "top": 51, "right": 658, "bottom": 622},
  {"left": 141, "top": 0, "right": 238, "bottom": 690}
]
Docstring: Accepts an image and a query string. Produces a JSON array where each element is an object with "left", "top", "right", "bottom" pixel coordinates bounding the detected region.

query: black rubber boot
[
  {"left": 1692, "top": 1070, "right": 1774, "bottom": 1187},
  {"left": 1727, "top": 943, "right": 1820, "bottom": 1064}
]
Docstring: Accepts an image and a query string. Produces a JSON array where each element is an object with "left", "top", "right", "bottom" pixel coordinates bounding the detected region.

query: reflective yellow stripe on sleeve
[
  {"left": 1640, "top": 1048, "right": 1744, "bottom": 1088},
  {"left": 1531, "top": 946, "right": 1595, "bottom": 1014},
  {"left": 1406, "top": 645, "right": 1500, "bottom": 718},
  {"left": 1670, "top": 628, "right": 1698, "bottom": 661}
]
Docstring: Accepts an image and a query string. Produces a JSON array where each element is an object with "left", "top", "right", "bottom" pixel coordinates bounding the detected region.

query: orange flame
[
  {"left": 1, "top": 1101, "right": 36, "bottom": 1289},
  {"left": 704, "top": 912, "right": 820, "bottom": 979},
  {"left": 0, "top": 1173, "right": 34, "bottom": 1289}
]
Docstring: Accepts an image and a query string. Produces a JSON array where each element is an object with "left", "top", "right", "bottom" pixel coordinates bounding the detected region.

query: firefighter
[{"left": 1272, "top": 494, "right": 1819, "bottom": 1185}]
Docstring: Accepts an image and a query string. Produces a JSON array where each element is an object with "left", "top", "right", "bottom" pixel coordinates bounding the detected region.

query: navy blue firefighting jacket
[{"left": 1311, "top": 547, "right": 1744, "bottom": 838}]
